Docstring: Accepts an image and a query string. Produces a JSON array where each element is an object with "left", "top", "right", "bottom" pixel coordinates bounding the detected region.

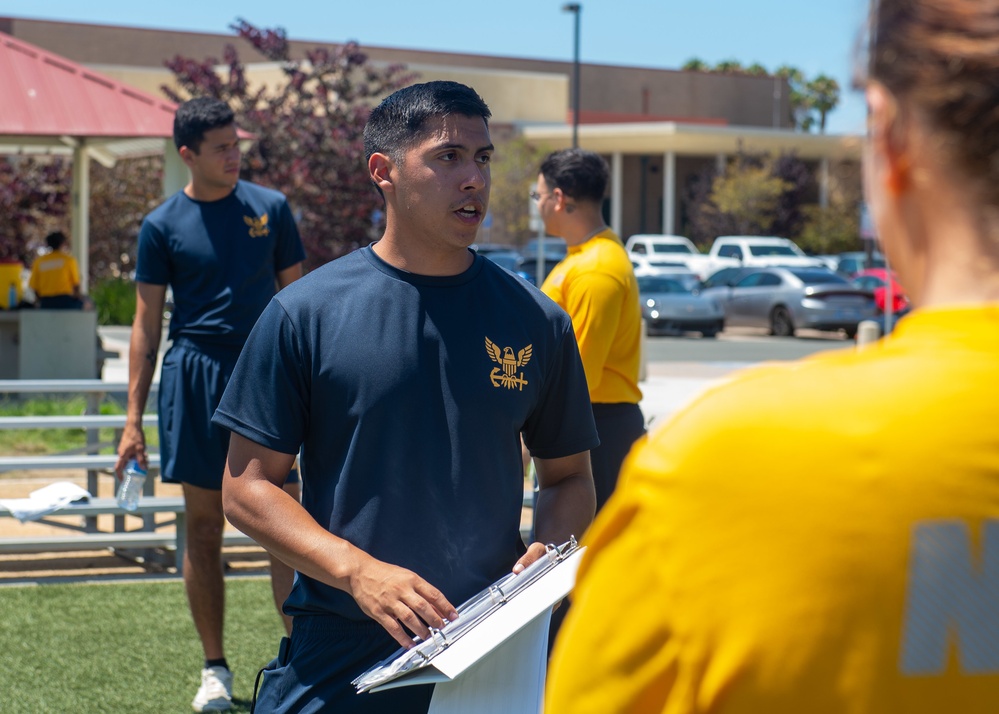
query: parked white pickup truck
[
  {"left": 701, "top": 235, "right": 826, "bottom": 278},
  {"left": 626, "top": 234, "right": 826, "bottom": 281},
  {"left": 624, "top": 234, "right": 715, "bottom": 276}
]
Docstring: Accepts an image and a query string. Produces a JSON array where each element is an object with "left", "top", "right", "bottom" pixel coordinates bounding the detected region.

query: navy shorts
[
  {"left": 158, "top": 338, "right": 300, "bottom": 489},
  {"left": 253, "top": 615, "right": 434, "bottom": 714}
]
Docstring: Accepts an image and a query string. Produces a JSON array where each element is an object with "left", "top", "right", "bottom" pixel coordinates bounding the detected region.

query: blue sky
[{"left": 6, "top": 0, "right": 870, "bottom": 133}]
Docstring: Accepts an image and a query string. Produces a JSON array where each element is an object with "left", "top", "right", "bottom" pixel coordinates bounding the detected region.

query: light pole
[{"left": 562, "top": 3, "right": 581, "bottom": 148}]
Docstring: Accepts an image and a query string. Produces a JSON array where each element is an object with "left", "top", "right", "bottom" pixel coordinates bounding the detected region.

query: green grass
[
  {"left": 0, "top": 396, "right": 157, "bottom": 457},
  {"left": 0, "top": 577, "right": 286, "bottom": 712}
]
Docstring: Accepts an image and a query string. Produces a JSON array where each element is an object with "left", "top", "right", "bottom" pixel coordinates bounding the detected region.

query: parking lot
[{"left": 643, "top": 325, "right": 854, "bottom": 364}]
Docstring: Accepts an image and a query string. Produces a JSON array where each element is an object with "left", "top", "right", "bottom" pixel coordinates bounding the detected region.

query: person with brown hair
[{"left": 546, "top": 1, "right": 999, "bottom": 711}]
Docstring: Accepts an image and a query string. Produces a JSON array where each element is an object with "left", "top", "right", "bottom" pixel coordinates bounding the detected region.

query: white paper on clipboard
[{"left": 352, "top": 539, "right": 585, "bottom": 711}]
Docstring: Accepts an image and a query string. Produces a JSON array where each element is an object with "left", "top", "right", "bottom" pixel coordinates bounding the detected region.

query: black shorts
[{"left": 590, "top": 402, "right": 646, "bottom": 512}]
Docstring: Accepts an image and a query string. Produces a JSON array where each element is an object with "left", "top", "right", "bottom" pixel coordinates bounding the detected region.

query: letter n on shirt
[{"left": 900, "top": 520, "right": 999, "bottom": 675}]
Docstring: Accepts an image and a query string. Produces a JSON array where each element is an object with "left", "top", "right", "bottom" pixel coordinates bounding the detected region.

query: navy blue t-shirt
[
  {"left": 213, "top": 247, "right": 598, "bottom": 619},
  {"left": 136, "top": 180, "right": 306, "bottom": 346}
]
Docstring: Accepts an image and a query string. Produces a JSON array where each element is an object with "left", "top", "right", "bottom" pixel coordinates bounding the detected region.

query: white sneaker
[{"left": 192, "top": 666, "right": 233, "bottom": 712}]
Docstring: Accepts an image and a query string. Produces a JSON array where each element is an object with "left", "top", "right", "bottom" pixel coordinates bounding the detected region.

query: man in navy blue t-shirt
[
  {"left": 213, "top": 81, "right": 599, "bottom": 713},
  {"left": 115, "top": 97, "right": 305, "bottom": 712}
]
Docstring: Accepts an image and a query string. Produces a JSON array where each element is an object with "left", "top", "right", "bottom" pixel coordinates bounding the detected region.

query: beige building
[{"left": 0, "top": 16, "right": 862, "bottom": 243}]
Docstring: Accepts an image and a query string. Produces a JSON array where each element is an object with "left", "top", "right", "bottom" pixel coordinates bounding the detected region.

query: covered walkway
[{"left": 0, "top": 30, "right": 178, "bottom": 290}]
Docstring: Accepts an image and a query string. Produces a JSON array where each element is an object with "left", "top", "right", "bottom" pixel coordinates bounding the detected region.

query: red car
[{"left": 852, "top": 268, "right": 910, "bottom": 314}]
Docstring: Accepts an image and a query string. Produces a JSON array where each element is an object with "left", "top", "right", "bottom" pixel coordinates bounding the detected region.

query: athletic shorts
[
  {"left": 590, "top": 402, "right": 646, "bottom": 513},
  {"left": 253, "top": 615, "right": 434, "bottom": 714},
  {"left": 158, "top": 338, "right": 300, "bottom": 489}
]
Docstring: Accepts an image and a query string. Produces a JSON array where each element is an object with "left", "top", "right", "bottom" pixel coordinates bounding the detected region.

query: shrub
[
  {"left": 90, "top": 278, "right": 136, "bottom": 326},
  {"left": 798, "top": 203, "right": 863, "bottom": 255}
]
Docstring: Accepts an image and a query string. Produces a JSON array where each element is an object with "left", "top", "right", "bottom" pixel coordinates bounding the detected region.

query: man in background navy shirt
[{"left": 115, "top": 97, "right": 305, "bottom": 713}]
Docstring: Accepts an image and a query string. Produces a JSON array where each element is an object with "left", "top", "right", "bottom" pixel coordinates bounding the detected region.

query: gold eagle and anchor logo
[
  {"left": 243, "top": 213, "right": 270, "bottom": 237},
  {"left": 485, "top": 337, "right": 532, "bottom": 391}
]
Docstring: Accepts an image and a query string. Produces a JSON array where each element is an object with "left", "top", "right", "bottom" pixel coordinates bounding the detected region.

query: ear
[
  {"left": 552, "top": 188, "right": 574, "bottom": 214},
  {"left": 177, "top": 145, "right": 197, "bottom": 169},
  {"left": 866, "top": 82, "right": 911, "bottom": 195},
  {"left": 368, "top": 153, "right": 395, "bottom": 194}
]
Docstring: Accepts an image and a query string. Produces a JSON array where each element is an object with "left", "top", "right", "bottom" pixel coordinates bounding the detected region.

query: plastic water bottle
[
  {"left": 7, "top": 283, "right": 15, "bottom": 310},
  {"left": 116, "top": 459, "right": 147, "bottom": 512}
]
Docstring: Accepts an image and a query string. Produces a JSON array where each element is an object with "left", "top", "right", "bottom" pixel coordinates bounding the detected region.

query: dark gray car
[
  {"left": 700, "top": 267, "right": 878, "bottom": 338},
  {"left": 637, "top": 274, "right": 725, "bottom": 338}
]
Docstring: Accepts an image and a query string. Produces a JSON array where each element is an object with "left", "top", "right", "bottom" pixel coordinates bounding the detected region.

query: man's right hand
[
  {"left": 114, "top": 424, "right": 147, "bottom": 480},
  {"left": 346, "top": 554, "right": 459, "bottom": 649}
]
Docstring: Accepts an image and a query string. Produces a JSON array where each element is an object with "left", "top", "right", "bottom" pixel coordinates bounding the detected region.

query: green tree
[
  {"left": 487, "top": 135, "right": 550, "bottom": 246},
  {"left": 682, "top": 58, "right": 709, "bottom": 72},
  {"left": 744, "top": 62, "right": 770, "bottom": 77},
  {"left": 713, "top": 59, "right": 744, "bottom": 74},
  {"left": 774, "top": 66, "right": 842, "bottom": 133},
  {"left": 797, "top": 202, "right": 862, "bottom": 255},
  {"left": 807, "top": 74, "right": 841, "bottom": 133},
  {"left": 775, "top": 65, "right": 813, "bottom": 131},
  {"left": 705, "top": 158, "right": 793, "bottom": 235}
]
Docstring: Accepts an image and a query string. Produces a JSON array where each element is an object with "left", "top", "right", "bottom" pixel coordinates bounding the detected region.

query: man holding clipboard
[{"left": 213, "top": 81, "right": 598, "bottom": 713}]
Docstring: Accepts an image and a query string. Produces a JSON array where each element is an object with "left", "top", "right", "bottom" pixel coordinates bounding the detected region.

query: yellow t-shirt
[
  {"left": 29, "top": 250, "right": 80, "bottom": 298},
  {"left": 541, "top": 229, "right": 642, "bottom": 405},
  {"left": 547, "top": 305, "right": 999, "bottom": 713}
]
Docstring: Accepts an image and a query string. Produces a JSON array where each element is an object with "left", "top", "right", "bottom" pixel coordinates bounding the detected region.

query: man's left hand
[{"left": 512, "top": 542, "right": 550, "bottom": 574}]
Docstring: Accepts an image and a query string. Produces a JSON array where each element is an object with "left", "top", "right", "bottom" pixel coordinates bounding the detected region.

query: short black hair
[
  {"left": 539, "top": 149, "right": 609, "bottom": 204},
  {"left": 363, "top": 81, "right": 491, "bottom": 163},
  {"left": 173, "top": 97, "right": 235, "bottom": 153},
  {"left": 45, "top": 231, "right": 68, "bottom": 251}
]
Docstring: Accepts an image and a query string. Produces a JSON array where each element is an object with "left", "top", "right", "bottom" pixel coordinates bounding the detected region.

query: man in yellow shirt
[
  {"left": 535, "top": 149, "right": 644, "bottom": 514},
  {"left": 547, "top": 1, "right": 999, "bottom": 710},
  {"left": 29, "top": 232, "right": 83, "bottom": 309}
]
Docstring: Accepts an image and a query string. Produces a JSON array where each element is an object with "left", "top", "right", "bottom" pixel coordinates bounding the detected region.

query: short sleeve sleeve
[
  {"left": 562, "top": 271, "right": 626, "bottom": 393},
  {"left": 273, "top": 199, "right": 306, "bottom": 272},
  {"left": 212, "top": 298, "right": 310, "bottom": 454},
  {"left": 135, "top": 218, "right": 172, "bottom": 286},
  {"left": 521, "top": 319, "right": 599, "bottom": 459}
]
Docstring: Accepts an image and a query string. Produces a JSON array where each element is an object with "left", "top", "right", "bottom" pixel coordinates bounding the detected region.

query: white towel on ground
[{"left": 0, "top": 482, "right": 92, "bottom": 523}]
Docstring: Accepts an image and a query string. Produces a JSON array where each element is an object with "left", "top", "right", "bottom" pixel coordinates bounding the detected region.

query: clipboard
[{"left": 352, "top": 538, "right": 584, "bottom": 695}]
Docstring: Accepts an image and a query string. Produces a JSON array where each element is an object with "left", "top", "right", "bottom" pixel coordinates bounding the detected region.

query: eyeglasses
[{"left": 529, "top": 190, "right": 550, "bottom": 202}]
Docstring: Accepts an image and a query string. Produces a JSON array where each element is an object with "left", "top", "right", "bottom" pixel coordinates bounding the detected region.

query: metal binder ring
[{"left": 434, "top": 628, "right": 450, "bottom": 647}]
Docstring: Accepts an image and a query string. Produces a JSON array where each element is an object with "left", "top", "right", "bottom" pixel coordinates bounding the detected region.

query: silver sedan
[
  {"left": 700, "top": 267, "right": 878, "bottom": 338},
  {"left": 637, "top": 275, "right": 725, "bottom": 338}
]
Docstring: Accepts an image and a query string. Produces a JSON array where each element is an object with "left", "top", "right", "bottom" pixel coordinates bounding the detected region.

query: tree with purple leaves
[
  {"left": 0, "top": 157, "right": 70, "bottom": 262},
  {"left": 162, "top": 19, "right": 415, "bottom": 270}
]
